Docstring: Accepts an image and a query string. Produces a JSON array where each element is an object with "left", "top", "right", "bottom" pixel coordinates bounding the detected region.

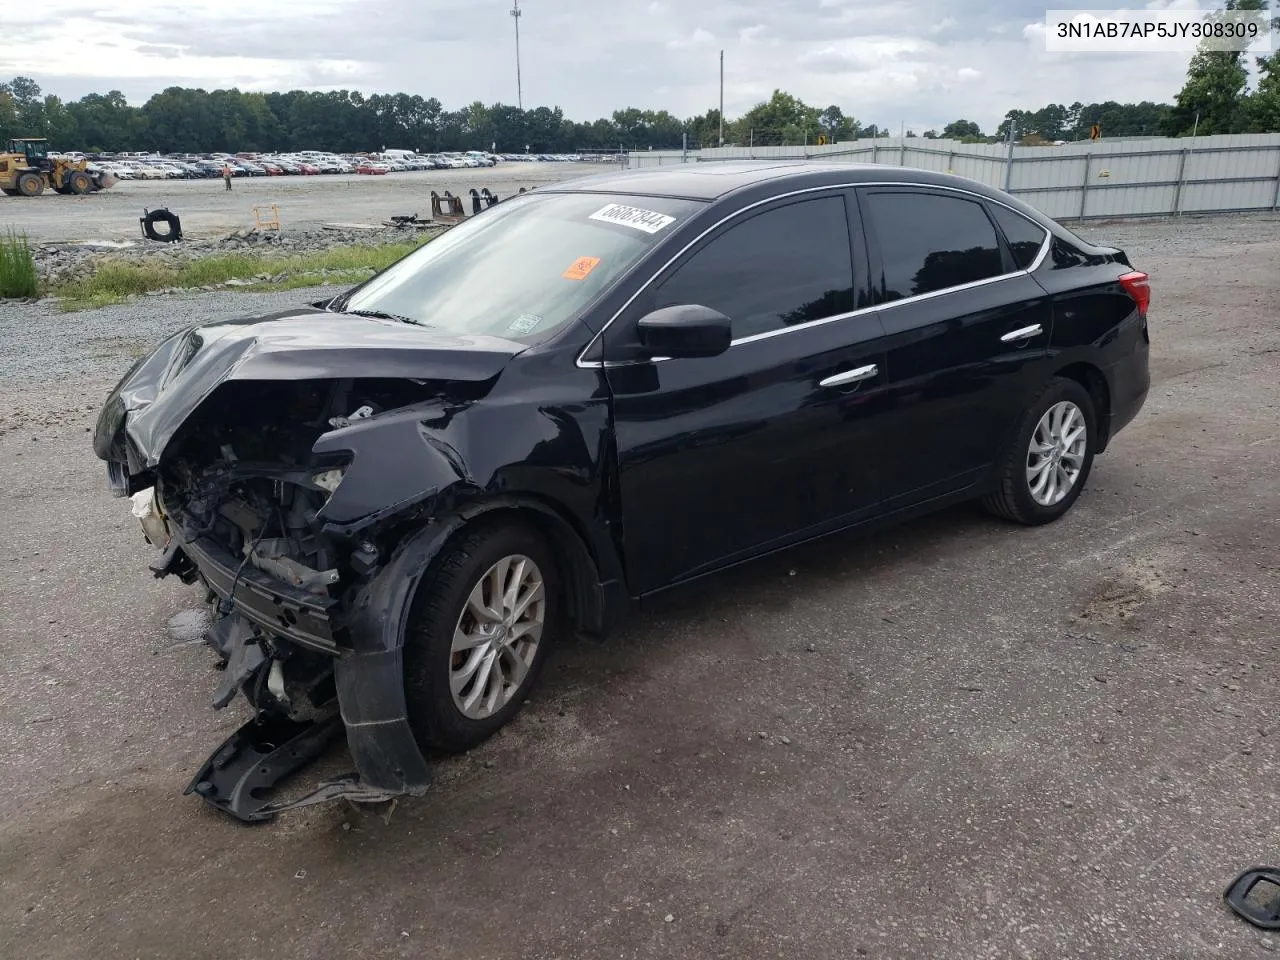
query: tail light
[{"left": 1118, "top": 271, "right": 1150, "bottom": 318}]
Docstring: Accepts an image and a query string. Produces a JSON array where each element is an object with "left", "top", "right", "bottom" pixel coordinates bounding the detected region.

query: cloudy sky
[{"left": 1, "top": 0, "right": 1254, "bottom": 133}]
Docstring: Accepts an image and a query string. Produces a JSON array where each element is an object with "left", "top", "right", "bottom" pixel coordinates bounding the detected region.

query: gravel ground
[
  {"left": 0, "top": 162, "right": 606, "bottom": 243},
  {"left": 0, "top": 282, "right": 351, "bottom": 387},
  {"left": 1, "top": 212, "right": 1279, "bottom": 960}
]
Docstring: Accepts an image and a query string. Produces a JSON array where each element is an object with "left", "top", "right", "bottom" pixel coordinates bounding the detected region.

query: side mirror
[{"left": 636, "top": 304, "right": 732, "bottom": 359}]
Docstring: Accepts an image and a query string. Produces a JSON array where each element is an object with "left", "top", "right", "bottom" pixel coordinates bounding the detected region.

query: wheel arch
[
  {"left": 1053, "top": 361, "right": 1112, "bottom": 452},
  {"left": 331, "top": 490, "right": 627, "bottom": 786},
  {"left": 331, "top": 491, "right": 615, "bottom": 794},
  {"left": 419, "top": 494, "right": 624, "bottom": 642}
]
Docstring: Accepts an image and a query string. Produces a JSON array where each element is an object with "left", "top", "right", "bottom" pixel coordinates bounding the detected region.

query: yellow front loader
[{"left": 0, "top": 137, "right": 117, "bottom": 197}]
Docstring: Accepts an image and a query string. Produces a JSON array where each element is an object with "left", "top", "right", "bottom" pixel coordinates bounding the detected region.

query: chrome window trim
[
  {"left": 576, "top": 181, "right": 1052, "bottom": 369},
  {"left": 730, "top": 303, "right": 878, "bottom": 346},
  {"left": 984, "top": 199, "right": 1052, "bottom": 271}
]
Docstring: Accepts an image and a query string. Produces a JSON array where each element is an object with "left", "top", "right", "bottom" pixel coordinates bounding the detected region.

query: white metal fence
[{"left": 625, "top": 134, "right": 1280, "bottom": 221}]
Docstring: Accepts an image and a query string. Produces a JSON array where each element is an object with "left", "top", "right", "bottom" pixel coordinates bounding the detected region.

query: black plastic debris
[
  {"left": 1225, "top": 867, "right": 1280, "bottom": 929},
  {"left": 185, "top": 713, "right": 343, "bottom": 823}
]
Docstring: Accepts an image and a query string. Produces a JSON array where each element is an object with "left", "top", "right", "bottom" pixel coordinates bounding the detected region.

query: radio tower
[{"left": 511, "top": 0, "right": 524, "bottom": 111}]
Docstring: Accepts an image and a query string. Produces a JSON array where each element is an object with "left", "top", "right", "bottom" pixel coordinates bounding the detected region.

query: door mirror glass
[{"left": 636, "top": 304, "right": 732, "bottom": 358}]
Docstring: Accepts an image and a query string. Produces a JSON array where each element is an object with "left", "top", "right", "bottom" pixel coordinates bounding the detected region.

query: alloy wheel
[
  {"left": 449, "top": 554, "right": 546, "bottom": 720},
  {"left": 1026, "top": 400, "right": 1088, "bottom": 507}
]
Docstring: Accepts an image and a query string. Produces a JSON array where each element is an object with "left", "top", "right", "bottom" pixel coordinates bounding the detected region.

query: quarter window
[
  {"left": 864, "top": 191, "right": 1004, "bottom": 301},
  {"left": 651, "top": 196, "right": 856, "bottom": 341},
  {"left": 989, "top": 203, "right": 1048, "bottom": 270}
]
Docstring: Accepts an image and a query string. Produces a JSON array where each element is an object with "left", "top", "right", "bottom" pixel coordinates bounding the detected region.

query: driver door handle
[
  {"left": 820, "top": 364, "right": 878, "bottom": 388},
  {"left": 1000, "top": 323, "right": 1043, "bottom": 342}
]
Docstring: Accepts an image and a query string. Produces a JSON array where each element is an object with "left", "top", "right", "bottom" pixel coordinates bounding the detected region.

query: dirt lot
[
  {"left": 1, "top": 212, "right": 1279, "bottom": 960},
  {"left": 0, "top": 162, "right": 607, "bottom": 242}
]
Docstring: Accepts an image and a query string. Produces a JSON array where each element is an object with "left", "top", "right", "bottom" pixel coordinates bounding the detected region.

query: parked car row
[
  {"left": 500, "top": 153, "right": 593, "bottom": 162},
  {"left": 89, "top": 152, "right": 352, "bottom": 180},
  {"left": 74, "top": 149, "right": 618, "bottom": 181},
  {"left": 352, "top": 151, "right": 618, "bottom": 171},
  {"left": 355, "top": 152, "right": 498, "bottom": 173}
]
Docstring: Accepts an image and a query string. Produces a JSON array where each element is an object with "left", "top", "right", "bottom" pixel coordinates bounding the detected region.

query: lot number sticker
[
  {"left": 589, "top": 203, "right": 676, "bottom": 234},
  {"left": 562, "top": 256, "right": 602, "bottom": 281}
]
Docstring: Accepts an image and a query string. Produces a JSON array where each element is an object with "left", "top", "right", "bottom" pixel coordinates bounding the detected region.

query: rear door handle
[
  {"left": 820, "top": 363, "right": 878, "bottom": 388},
  {"left": 1000, "top": 324, "right": 1043, "bottom": 342}
]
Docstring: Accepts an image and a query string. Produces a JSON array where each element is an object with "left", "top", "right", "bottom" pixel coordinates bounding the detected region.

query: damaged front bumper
[
  {"left": 185, "top": 533, "right": 340, "bottom": 655},
  {"left": 128, "top": 481, "right": 438, "bottom": 823}
]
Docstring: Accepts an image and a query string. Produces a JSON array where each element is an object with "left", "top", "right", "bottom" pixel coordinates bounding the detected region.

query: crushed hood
[{"left": 94, "top": 307, "right": 525, "bottom": 469}]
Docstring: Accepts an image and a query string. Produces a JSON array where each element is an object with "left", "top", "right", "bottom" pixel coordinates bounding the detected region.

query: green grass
[
  {"left": 55, "top": 234, "right": 434, "bottom": 311},
  {"left": 240, "top": 270, "right": 379, "bottom": 293},
  {"left": 0, "top": 229, "right": 39, "bottom": 299}
]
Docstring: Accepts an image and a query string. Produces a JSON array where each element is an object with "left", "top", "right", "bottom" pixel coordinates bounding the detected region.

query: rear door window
[
  {"left": 650, "top": 195, "right": 856, "bottom": 341},
  {"left": 863, "top": 191, "right": 1005, "bottom": 301}
]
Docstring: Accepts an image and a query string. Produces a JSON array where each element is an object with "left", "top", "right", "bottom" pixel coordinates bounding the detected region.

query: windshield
[{"left": 336, "top": 191, "right": 704, "bottom": 343}]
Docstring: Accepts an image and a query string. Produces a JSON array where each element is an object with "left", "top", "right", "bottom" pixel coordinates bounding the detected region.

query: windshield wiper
[{"left": 342, "top": 308, "right": 429, "bottom": 327}]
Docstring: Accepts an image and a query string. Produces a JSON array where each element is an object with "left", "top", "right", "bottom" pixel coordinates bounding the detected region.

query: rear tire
[
  {"left": 16, "top": 173, "right": 44, "bottom": 197},
  {"left": 402, "top": 520, "right": 560, "bottom": 753},
  {"left": 983, "top": 377, "right": 1096, "bottom": 525}
]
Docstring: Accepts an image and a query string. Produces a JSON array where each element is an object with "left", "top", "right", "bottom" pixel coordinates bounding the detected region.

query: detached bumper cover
[{"left": 186, "top": 714, "right": 345, "bottom": 822}]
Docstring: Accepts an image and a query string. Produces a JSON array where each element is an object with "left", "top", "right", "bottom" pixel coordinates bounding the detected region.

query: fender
[
  {"left": 335, "top": 494, "right": 630, "bottom": 791},
  {"left": 336, "top": 515, "right": 466, "bottom": 793}
]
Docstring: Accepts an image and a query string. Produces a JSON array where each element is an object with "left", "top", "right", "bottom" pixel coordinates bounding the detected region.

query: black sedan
[{"left": 93, "top": 162, "right": 1150, "bottom": 819}]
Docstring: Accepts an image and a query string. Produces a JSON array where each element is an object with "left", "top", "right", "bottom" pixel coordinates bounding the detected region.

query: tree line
[
  {"left": 0, "top": 81, "right": 889, "bottom": 153},
  {"left": 0, "top": 24, "right": 1275, "bottom": 155}
]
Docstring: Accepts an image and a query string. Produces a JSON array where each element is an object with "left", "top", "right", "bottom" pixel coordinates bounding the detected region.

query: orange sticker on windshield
[{"left": 562, "top": 256, "right": 601, "bottom": 281}]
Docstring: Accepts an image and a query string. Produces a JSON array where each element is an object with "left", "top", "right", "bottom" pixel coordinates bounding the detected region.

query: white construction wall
[{"left": 625, "top": 134, "right": 1280, "bottom": 220}]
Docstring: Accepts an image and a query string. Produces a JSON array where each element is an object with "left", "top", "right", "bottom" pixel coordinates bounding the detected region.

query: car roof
[{"left": 541, "top": 160, "right": 1001, "bottom": 203}]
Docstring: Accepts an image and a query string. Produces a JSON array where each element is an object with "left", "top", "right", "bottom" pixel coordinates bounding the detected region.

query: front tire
[
  {"left": 983, "top": 377, "right": 1096, "bottom": 525},
  {"left": 402, "top": 520, "right": 559, "bottom": 753}
]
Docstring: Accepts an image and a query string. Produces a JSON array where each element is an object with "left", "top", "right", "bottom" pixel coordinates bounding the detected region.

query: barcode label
[{"left": 589, "top": 203, "right": 676, "bottom": 234}]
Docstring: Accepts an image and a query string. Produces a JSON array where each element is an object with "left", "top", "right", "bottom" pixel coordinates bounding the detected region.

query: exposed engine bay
[
  {"left": 157, "top": 378, "right": 412, "bottom": 596},
  {"left": 157, "top": 378, "right": 440, "bottom": 604}
]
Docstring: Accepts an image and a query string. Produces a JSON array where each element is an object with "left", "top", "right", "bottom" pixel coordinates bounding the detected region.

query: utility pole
[
  {"left": 718, "top": 50, "right": 725, "bottom": 146},
  {"left": 511, "top": 0, "right": 523, "bottom": 111}
]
